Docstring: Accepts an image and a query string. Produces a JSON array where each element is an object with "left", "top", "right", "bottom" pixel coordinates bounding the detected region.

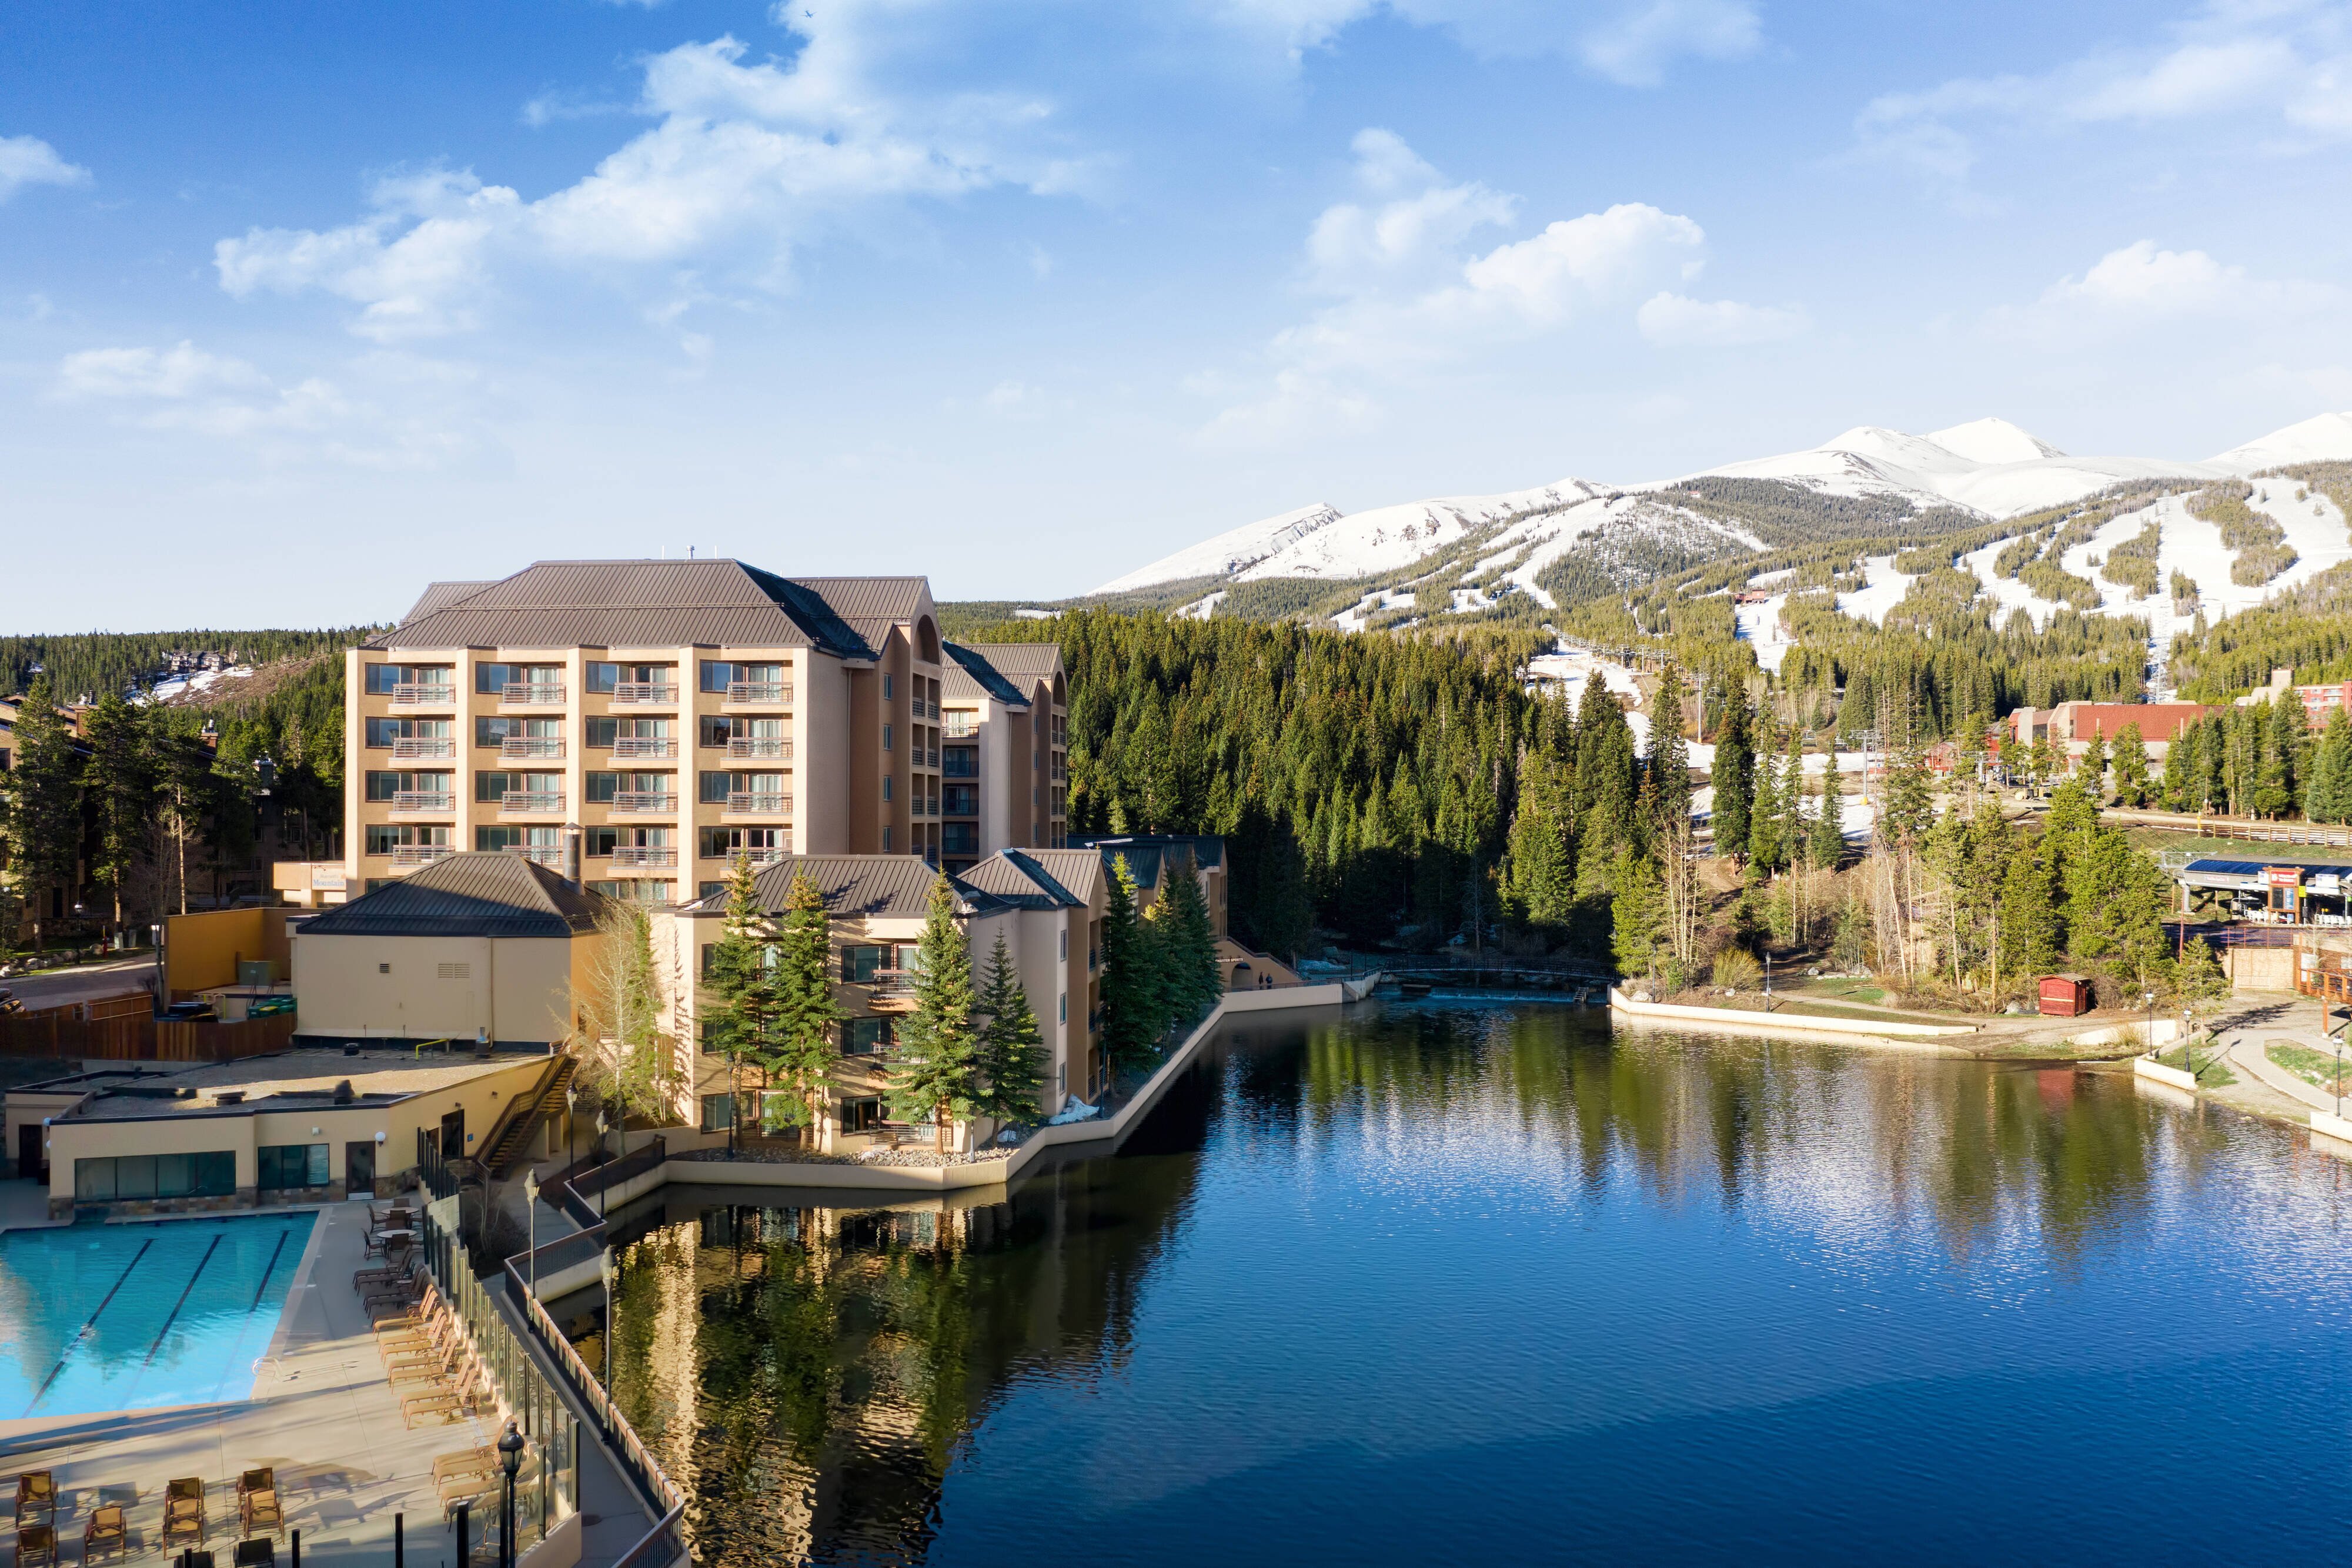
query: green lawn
[
  {"left": 1783, "top": 977, "right": 1888, "bottom": 1006},
  {"left": 2156, "top": 1041, "right": 2239, "bottom": 1086},
  {"left": 2267, "top": 1041, "right": 2352, "bottom": 1095},
  {"left": 2124, "top": 828, "right": 2352, "bottom": 865}
]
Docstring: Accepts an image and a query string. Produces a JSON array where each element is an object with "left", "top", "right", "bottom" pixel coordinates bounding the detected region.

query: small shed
[{"left": 2038, "top": 974, "right": 2094, "bottom": 1017}]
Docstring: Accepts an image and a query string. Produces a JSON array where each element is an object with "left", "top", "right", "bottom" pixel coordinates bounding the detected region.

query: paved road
[{"left": 0, "top": 955, "right": 157, "bottom": 1008}]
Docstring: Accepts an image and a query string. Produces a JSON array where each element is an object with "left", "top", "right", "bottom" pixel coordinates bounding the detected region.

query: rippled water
[{"left": 571, "top": 1002, "right": 2352, "bottom": 1564}]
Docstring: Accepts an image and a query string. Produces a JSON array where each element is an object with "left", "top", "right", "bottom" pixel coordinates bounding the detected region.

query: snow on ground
[
  {"left": 1734, "top": 592, "right": 1793, "bottom": 674},
  {"left": 1094, "top": 503, "right": 1344, "bottom": 593},
  {"left": 2209, "top": 410, "right": 2352, "bottom": 469},
  {"left": 1959, "top": 537, "right": 2062, "bottom": 631},
  {"left": 140, "top": 666, "right": 253, "bottom": 703},
  {"left": 1176, "top": 591, "right": 1225, "bottom": 620},
  {"left": 1332, "top": 588, "right": 1413, "bottom": 633},
  {"left": 1231, "top": 479, "right": 1611, "bottom": 584},
  {"left": 1833, "top": 556, "right": 1916, "bottom": 625}
]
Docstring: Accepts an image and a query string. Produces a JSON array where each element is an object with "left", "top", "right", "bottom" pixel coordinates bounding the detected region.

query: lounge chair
[
  {"left": 387, "top": 1346, "right": 467, "bottom": 1392},
  {"left": 239, "top": 1487, "right": 284, "bottom": 1542},
  {"left": 14, "top": 1523, "right": 56, "bottom": 1568},
  {"left": 401, "top": 1367, "right": 487, "bottom": 1428},
  {"left": 83, "top": 1502, "right": 128, "bottom": 1563},
  {"left": 432, "top": 1447, "right": 500, "bottom": 1492},
  {"left": 233, "top": 1537, "right": 277, "bottom": 1566},
  {"left": 12, "top": 1470, "right": 54, "bottom": 1526},
  {"left": 163, "top": 1477, "right": 206, "bottom": 1552}
]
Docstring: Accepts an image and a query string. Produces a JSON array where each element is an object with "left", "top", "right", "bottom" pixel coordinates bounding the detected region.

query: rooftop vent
[
  {"left": 332, "top": 1079, "right": 355, "bottom": 1105},
  {"left": 215, "top": 1091, "right": 245, "bottom": 1106},
  {"left": 344, "top": 1044, "right": 360, "bottom": 1057}
]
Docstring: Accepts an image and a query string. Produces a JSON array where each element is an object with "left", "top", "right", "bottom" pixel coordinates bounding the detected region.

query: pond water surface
[{"left": 572, "top": 1002, "right": 2352, "bottom": 1565}]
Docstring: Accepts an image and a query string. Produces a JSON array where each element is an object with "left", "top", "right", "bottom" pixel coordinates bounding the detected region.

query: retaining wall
[{"left": 1609, "top": 989, "right": 1979, "bottom": 1041}]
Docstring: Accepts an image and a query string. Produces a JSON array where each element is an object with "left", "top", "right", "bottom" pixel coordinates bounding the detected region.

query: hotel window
[
  {"left": 75, "top": 1151, "right": 236, "bottom": 1201},
  {"left": 699, "top": 660, "right": 786, "bottom": 693},
  {"left": 943, "top": 746, "right": 977, "bottom": 778},
  {"left": 1059, "top": 930, "right": 1068, "bottom": 961},
  {"left": 943, "top": 823, "right": 978, "bottom": 855},
  {"left": 883, "top": 724, "right": 894, "bottom": 753},
  {"left": 842, "top": 1018, "right": 893, "bottom": 1056},
  {"left": 883, "top": 674, "right": 894, "bottom": 700},
  {"left": 366, "top": 771, "right": 449, "bottom": 801},
  {"left": 586, "top": 662, "right": 618, "bottom": 693},
  {"left": 699, "top": 1094, "right": 735, "bottom": 1132},
  {"left": 364, "top": 663, "right": 451, "bottom": 695},
  {"left": 365, "top": 717, "right": 450, "bottom": 748},
  {"left": 258, "top": 1144, "right": 331, "bottom": 1191},
  {"left": 943, "top": 784, "right": 977, "bottom": 816},
  {"left": 1059, "top": 992, "right": 1067, "bottom": 1024},
  {"left": 586, "top": 771, "right": 620, "bottom": 803},
  {"left": 883, "top": 776, "right": 893, "bottom": 803},
  {"left": 585, "top": 827, "right": 619, "bottom": 858},
  {"left": 366, "top": 824, "right": 448, "bottom": 854},
  {"left": 839, "top": 1095, "right": 884, "bottom": 1133}
]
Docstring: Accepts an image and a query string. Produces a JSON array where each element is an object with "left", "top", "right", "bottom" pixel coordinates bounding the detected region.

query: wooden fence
[{"left": 0, "top": 1007, "right": 296, "bottom": 1063}]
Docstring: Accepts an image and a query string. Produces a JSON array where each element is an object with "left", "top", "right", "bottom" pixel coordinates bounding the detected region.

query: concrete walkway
[{"left": 2226, "top": 1032, "right": 2351, "bottom": 1116}]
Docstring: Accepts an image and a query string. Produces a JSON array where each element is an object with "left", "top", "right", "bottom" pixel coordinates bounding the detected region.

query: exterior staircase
[{"left": 482, "top": 1052, "right": 577, "bottom": 1178}]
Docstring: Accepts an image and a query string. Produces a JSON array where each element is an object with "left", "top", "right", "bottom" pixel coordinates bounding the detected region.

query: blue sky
[{"left": 7, "top": 0, "right": 2352, "bottom": 628}]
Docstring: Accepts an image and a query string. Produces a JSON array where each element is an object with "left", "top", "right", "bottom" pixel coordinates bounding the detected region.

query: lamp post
[
  {"left": 599, "top": 1248, "right": 617, "bottom": 1399},
  {"left": 593, "top": 1109, "right": 611, "bottom": 1218},
  {"left": 2144, "top": 989, "right": 2156, "bottom": 1065},
  {"left": 497, "top": 1421, "right": 525, "bottom": 1568},
  {"left": 564, "top": 1082, "right": 577, "bottom": 1176},
  {"left": 523, "top": 1169, "right": 539, "bottom": 1302}
]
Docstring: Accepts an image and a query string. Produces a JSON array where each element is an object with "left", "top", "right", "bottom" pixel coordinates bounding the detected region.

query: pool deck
[{"left": 0, "top": 1201, "right": 651, "bottom": 1563}]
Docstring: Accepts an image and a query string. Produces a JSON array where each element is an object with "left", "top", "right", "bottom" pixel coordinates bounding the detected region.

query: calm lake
[{"left": 572, "top": 1002, "right": 2352, "bottom": 1565}]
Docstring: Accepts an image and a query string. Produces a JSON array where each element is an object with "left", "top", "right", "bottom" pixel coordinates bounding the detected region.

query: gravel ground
[
  {"left": 672, "top": 1146, "right": 860, "bottom": 1166},
  {"left": 858, "top": 1145, "right": 1018, "bottom": 1168}
]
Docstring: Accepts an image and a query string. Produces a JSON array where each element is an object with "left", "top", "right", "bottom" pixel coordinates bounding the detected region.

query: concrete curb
[{"left": 1609, "top": 988, "right": 1979, "bottom": 1050}]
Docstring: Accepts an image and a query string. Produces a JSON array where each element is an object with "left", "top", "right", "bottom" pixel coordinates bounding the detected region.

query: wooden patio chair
[
  {"left": 432, "top": 1448, "right": 499, "bottom": 1492},
  {"left": 239, "top": 1486, "right": 285, "bottom": 1543},
  {"left": 14, "top": 1523, "right": 56, "bottom": 1568},
  {"left": 387, "top": 1344, "right": 466, "bottom": 1392},
  {"left": 163, "top": 1477, "right": 206, "bottom": 1551},
  {"left": 401, "top": 1366, "right": 487, "bottom": 1428},
  {"left": 82, "top": 1502, "right": 128, "bottom": 1564},
  {"left": 232, "top": 1537, "right": 277, "bottom": 1566},
  {"left": 12, "top": 1470, "right": 54, "bottom": 1526},
  {"left": 236, "top": 1468, "right": 274, "bottom": 1501}
]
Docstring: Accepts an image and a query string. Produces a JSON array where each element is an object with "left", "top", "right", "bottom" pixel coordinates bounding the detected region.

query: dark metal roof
[
  {"left": 369, "top": 560, "right": 898, "bottom": 661},
  {"left": 963, "top": 643, "right": 1064, "bottom": 684},
  {"left": 957, "top": 850, "right": 1083, "bottom": 908},
  {"left": 790, "top": 577, "right": 933, "bottom": 623},
  {"left": 2183, "top": 858, "right": 2348, "bottom": 876},
  {"left": 680, "top": 854, "right": 953, "bottom": 921},
  {"left": 941, "top": 642, "right": 1028, "bottom": 707},
  {"left": 1070, "top": 834, "right": 1227, "bottom": 888},
  {"left": 300, "top": 852, "right": 609, "bottom": 938},
  {"left": 402, "top": 580, "right": 494, "bottom": 625}
]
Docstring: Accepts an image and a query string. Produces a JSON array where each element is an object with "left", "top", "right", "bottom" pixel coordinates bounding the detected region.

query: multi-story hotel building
[{"left": 309, "top": 560, "right": 1067, "bottom": 906}]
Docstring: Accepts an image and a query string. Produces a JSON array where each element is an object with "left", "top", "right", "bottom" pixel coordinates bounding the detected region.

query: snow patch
[{"left": 1833, "top": 557, "right": 1916, "bottom": 626}]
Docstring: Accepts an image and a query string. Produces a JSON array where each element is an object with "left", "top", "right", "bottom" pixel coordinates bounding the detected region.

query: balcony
[
  {"left": 500, "top": 737, "right": 565, "bottom": 760},
  {"left": 388, "top": 845, "right": 454, "bottom": 868},
  {"left": 863, "top": 970, "right": 920, "bottom": 1012},
  {"left": 610, "top": 845, "right": 679, "bottom": 868},
  {"left": 500, "top": 791, "right": 566, "bottom": 814},
  {"left": 506, "top": 845, "right": 565, "bottom": 867},
  {"left": 726, "top": 737, "right": 793, "bottom": 760},
  {"left": 391, "top": 737, "right": 455, "bottom": 759},
  {"left": 724, "top": 681, "right": 793, "bottom": 706},
  {"left": 610, "top": 737, "right": 679, "bottom": 760},
  {"left": 389, "top": 791, "right": 453, "bottom": 815},
  {"left": 710, "top": 846, "right": 787, "bottom": 866},
  {"left": 725, "top": 791, "right": 793, "bottom": 817},
  {"left": 502, "top": 683, "right": 567, "bottom": 707},
  {"left": 610, "top": 791, "right": 678, "bottom": 814},
  {"left": 610, "top": 681, "right": 679, "bottom": 706},
  {"left": 387, "top": 683, "right": 456, "bottom": 708},
  {"left": 943, "top": 715, "right": 976, "bottom": 738}
]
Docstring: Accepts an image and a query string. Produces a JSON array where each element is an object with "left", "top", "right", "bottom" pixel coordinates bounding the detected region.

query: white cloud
[
  {"left": 213, "top": 20, "right": 1075, "bottom": 340},
  {"left": 55, "top": 342, "right": 266, "bottom": 400},
  {"left": 1210, "top": 0, "right": 1759, "bottom": 86},
  {"left": 1636, "top": 290, "right": 1808, "bottom": 346},
  {"left": 0, "top": 135, "right": 90, "bottom": 202},
  {"left": 1205, "top": 131, "right": 1725, "bottom": 439},
  {"left": 1855, "top": 3, "right": 2352, "bottom": 182},
  {"left": 1987, "top": 240, "right": 2338, "bottom": 336}
]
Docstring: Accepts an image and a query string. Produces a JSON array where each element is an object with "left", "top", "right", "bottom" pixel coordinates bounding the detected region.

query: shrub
[{"left": 1712, "top": 948, "right": 1762, "bottom": 991}]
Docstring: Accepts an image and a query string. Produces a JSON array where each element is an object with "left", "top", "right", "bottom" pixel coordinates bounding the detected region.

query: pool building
[{"left": 8, "top": 1048, "right": 554, "bottom": 1221}]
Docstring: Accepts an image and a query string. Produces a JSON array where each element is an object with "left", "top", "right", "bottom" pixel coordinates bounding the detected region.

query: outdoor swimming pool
[{"left": 0, "top": 1212, "right": 315, "bottom": 1421}]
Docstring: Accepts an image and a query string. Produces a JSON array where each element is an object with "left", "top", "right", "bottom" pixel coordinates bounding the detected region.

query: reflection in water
[{"left": 575, "top": 1004, "right": 2352, "bottom": 1566}]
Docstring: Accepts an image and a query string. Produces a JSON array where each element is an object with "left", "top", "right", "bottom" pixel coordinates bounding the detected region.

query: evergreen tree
[
  {"left": 2269, "top": 692, "right": 2310, "bottom": 817},
  {"left": 2079, "top": 733, "right": 2108, "bottom": 800},
  {"left": 887, "top": 874, "right": 983, "bottom": 1151},
  {"left": 701, "top": 854, "right": 780, "bottom": 1152},
  {"left": 1999, "top": 843, "right": 2062, "bottom": 982},
  {"left": 80, "top": 694, "right": 154, "bottom": 937},
  {"left": 973, "top": 930, "right": 1047, "bottom": 1126},
  {"left": 2111, "top": 722, "right": 2150, "bottom": 809},
  {"left": 1809, "top": 741, "right": 1846, "bottom": 868},
  {"left": 2173, "top": 930, "right": 2229, "bottom": 1022},
  {"left": 1882, "top": 739, "right": 1935, "bottom": 844},
  {"left": 2254, "top": 697, "right": 2295, "bottom": 817},
  {"left": 1647, "top": 660, "right": 1693, "bottom": 839},
  {"left": 2066, "top": 827, "right": 2172, "bottom": 987},
  {"left": 151, "top": 728, "right": 219, "bottom": 917},
  {"left": 1712, "top": 686, "right": 1753, "bottom": 860},
  {"left": 1748, "top": 707, "right": 1784, "bottom": 873},
  {"left": 2313, "top": 709, "right": 2352, "bottom": 824},
  {"left": 0, "top": 675, "right": 83, "bottom": 947},
  {"left": 766, "top": 870, "right": 843, "bottom": 1141},
  {"left": 1153, "top": 856, "right": 1223, "bottom": 1020},
  {"left": 1097, "top": 854, "right": 1163, "bottom": 1084},
  {"left": 1502, "top": 753, "right": 1574, "bottom": 931},
  {"left": 1608, "top": 847, "right": 1668, "bottom": 983}
]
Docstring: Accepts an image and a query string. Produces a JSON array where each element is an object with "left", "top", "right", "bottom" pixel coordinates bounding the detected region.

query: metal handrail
[
  {"left": 726, "top": 737, "right": 792, "bottom": 759},
  {"left": 507, "top": 845, "right": 564, "bottom": 865},
  {"left": 390, "top": 791, "right": 454, "bottom": 813},
  {"left": 391, "top": 737, "right": 455, "bottom": 758},
  {"left": 610, "top": 737, "right": 678, "bottom": 759},
  {"left": 610, "top": 847, "right": 677, "bottom": 868},
  {"left": 502, "top": 791, "right": 566, "bottom": 813},
  {"left": 725, "top": 791, "right": 792, "bottom": 814},
  {"left": 609, "top": 683, "right": 679, "bottom": 705},
  {"left": 390, "top": 845, "right": 455, "bottom": 867},
  {"left": 611, "top": 791, "right": 678, "bottom": 813},
  {"left": 502, "top": 737, "right": 566, "bottom": 759},
  {"left": 503, "top": 683, "right": 567, "bottom": 704},
  {"left": 610, "top": 1505, "right": 688, "bottom": 1568},
  {"left": 724, "top": 681, "right": 792, "bottom": 704},
  {"left": 388, "top": 682, "right": 456, "bottom": 706}
]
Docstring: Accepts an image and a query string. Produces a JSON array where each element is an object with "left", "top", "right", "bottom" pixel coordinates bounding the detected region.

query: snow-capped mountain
[{"left": 1095, "top": 411, "right": 2352, "bottom": 610}]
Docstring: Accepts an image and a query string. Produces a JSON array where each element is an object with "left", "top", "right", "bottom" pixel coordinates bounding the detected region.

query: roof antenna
[{"left": 690, "top": 545, "right": 696, "bottom": 559}]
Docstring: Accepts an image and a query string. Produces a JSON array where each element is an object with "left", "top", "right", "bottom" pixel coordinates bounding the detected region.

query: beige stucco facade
[{"left": 292, "top": 930, "right": 593, "bottom": 1045}]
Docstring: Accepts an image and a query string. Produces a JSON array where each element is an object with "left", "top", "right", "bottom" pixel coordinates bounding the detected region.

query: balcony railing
[
  {"left": 863, "top": 968, "right": 920, "bottom": 1009},
  {"left": 501, "top": 737, "right": 566, "bottom": 760},
  {"left": 726, "top": 791, "right": 793, "bottom": 815},
  {"left": 506, "top": 845, "right": 565, "bottom": 867},
  {"left": 389, "top": 844, "right": 455, "bottom": 867},
  {"left": 503, "top": 683, "right": 567, "bottom": 706},
  {"left": 388, "top": 682, "right": 456, "bottom": 707},
  {"left": 391, "top": 737, "right": 455, "bottom": 759},
  {"left": 611, "top": 737, "right": 678, "bottom": 760},
  {"left": 943, "top": 714, "right": 976, "bottom": 738},
  {"left": 390, "top": 791, "right": 454, "bottom": 814},
  {"left": 725, "top": 681, "right": 793, "bottom": 705},
  {"left": 610, "top": 845, "right": 678, "bottom": 868},
  {"left": 610, "top": 682, "right": 679, "bottom": 706},
  {"left": 501, "top": 791, "right": 566, "bottom": 813},
  {"left": 610, "top": 791, "right": 678, "bottom": 814},
  {"left": 711, "top": 846, "right": 787, "bottom": 866},
  {"left": 726, "top": 737, "right": 793, "bottom": 760}
]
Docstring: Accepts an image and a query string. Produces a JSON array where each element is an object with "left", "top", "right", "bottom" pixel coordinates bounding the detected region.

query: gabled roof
[
  {"left": 300, "top": 852, "right": 609, "bottom": 938},
  {"left": 963, "top": 642, "right": 1065, "bottom": 687},
  {"left": 958, "top": 850, "right": 1085, "bottom": 908},
  {"left": 790, "top": 577, "right": 933, "bottom": 624},
  {"left": 680, "top": 854, "right": 953, "bottom": 921},
  {"left": 1020, "top": 848, "right": 1107, "bottom": 904},
  {"left": 941, "top": 642, "right": 1028, "bottom": 707},
  {"left": 369, "top": 560, "right": 901, "bottom": 661},
  {"left": 1070, "top": 834, "right": 1228, "bottom": 890},
  {"left": 402, "top": 580, "right": 495, "bottom": 625}
]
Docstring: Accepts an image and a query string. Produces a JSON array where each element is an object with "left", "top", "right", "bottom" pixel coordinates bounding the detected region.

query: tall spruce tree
[
  {"left": 1154, "top": 857, "right": 1223, "bottom": 1021},
  {"left": 1503, "top": 753, "right": 1574, "bottom": 931},
  {"left": 1748, "top": 706, "right": 1784, "bottom": 872},
  {"left": 1097, "top": 854, "right": 1162, "bottom": 1085},
  {"left": 887, "top": 874, "right": 982, "bottom": 1151},
  {"left": 1608, "top": 847, "right": 1668, "bottom": 983},
  {"left": 973, "top": 930, "right": 1047, "bottom": 1126},
  {"left": 1647, "top": 660, "right": 1693, "bottom": 840},
  {"left": 80, "top": 693, "right": 155, "bottom": 937},
  {"left": 1809, "top": 740, "right": 1846, "bottom": 868},
  {"left": 1, "top": 675, "right": 82, "bottom": 946},
  {"left": 1712, "top": 686, "right": 1753, "bottom": 860},
  {"left": 766, "top": 870, "right": 843, "bottom": 1142},
  {"left": 2112, "top": 722, "right": 2151, "bottom": 809},
  {"left": 701, "top": 854, "right": 781, "bottom": 1153}
]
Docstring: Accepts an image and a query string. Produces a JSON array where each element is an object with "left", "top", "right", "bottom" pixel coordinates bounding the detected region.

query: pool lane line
[
  {"left": 25, "top": 1237, "right": 154, "bottom": 1415},
  {"left": 142, "top": 1233, "right": 225, "bottom": 1366},
  {"left": 249, "top": 1227, "right": 294, "bottom": 1313}
]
